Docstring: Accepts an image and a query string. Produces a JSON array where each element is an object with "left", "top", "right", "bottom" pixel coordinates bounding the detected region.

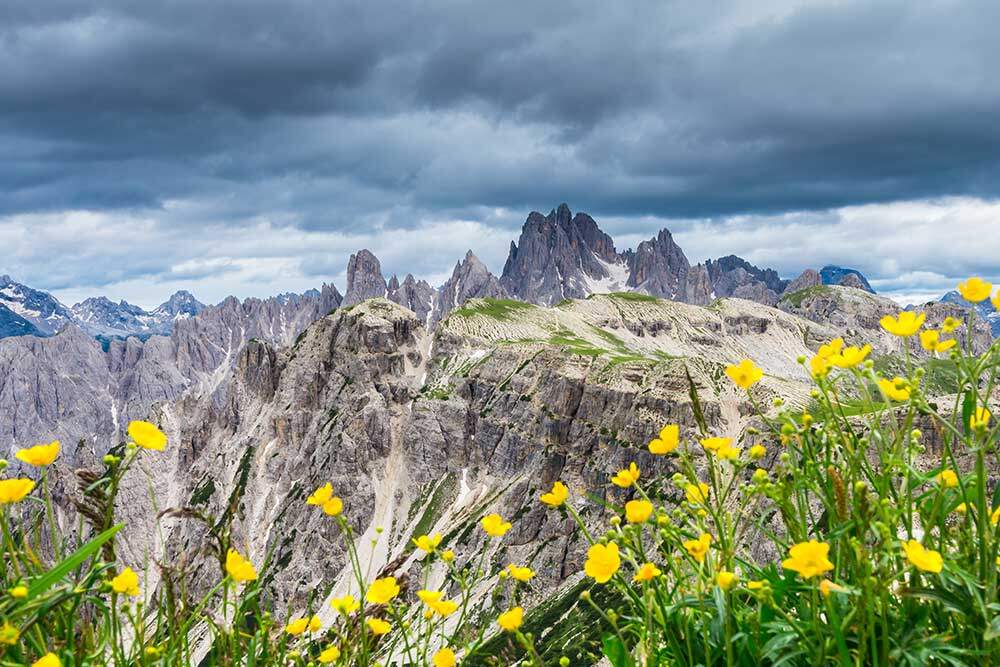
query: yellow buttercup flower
[
  {"left": 225, "top": 549, "right": 257, "bottom": 582},
  {"left": 782, "top": 540, "right": 834, "bottom": 579},
  {"left": 413, "top": 533, "right": 442, "bottom": 553},
  {"left": 935, "top": 470, "right": 958, "bottom": 488},
  {"left": 441, "top": 549, "right": 455, "bottom": 562},
  {"left": 31, "top": 653, "right": 61, "bottom": 667},
  {"left": 880, "top": 311, "right": 925, "bottom": 337},
  {"left": 920, "top": 329, "right": 956, "bottom": 353},
  {"left": 633, "top": 562, "right": 662, "bottom": 582},
  {"left": 285, "top": 616, "right": 321, "bottom": 635},
  {"left": 942, "top": 316, "right": 961, "bottom": 333},
  {"left": 322, "top": 497, "right": 344, "bottom": 516},
  {"left": 306, "top": 482, "right": 333, "bottom": 506},
  {"left": 955, "top": 502, "right": 968, "bottom": 515},
  {"left": 15, "top": 441, "right": 60, "bottom": 467},
  {"left": 716, "top": 444, "right": 740, "bottom": 461},
  {"left": 9, "top": 585, "right": 27, "bottom": 599},
  {"left": 0, "top": 478, "right": 35, "bottom": 504},
  {"left": 417, "top": 590, "right": 459, "bottom": 617},
  {"left": 624, "top": 499, "right": 653, "bottom": 524},
  {"left": 366, "top": 577, "right": 400, "bottom": 604},
  {"left": 111, "top": 567, "right": 140, "bottom": 597},
  {"left": 716, "top": 570, "right": 737, "bottom": 590},
  {"left": 725, "top": 359, "right": 764, "bottom": 389},
  {"left": 685, "top": 482, "right": 710, "bottom": 505},
  {"left": 127, "top": 420, "right": 167, "bottom": 451},
  {"left": 433, "top": 648, "right": 457, "bottom": 667},
  {"left": 831, "top": 344, "right": 871, "bottom": 368},
  {"left": 810, "top": 353, "right": 832, "bottom": 378},
  {"left": 366, "top": 618, "right": 391, "bottom": 635},
  {"left": 699, "top": 437, "right": 731, "bottom": 454},
  {"left": 331, "top": 594, "right": 359, "bottom": 615},
  {"left": 648, "top": 424, "right": 679, "bottom": 455},
  {"left": 991, "top": 507, "right": 1000, "bottom": 526},
  {"left": 498, "top": 606, "right": 524, "bottom": 632},
  {"left": 970, "top": 407, "right": 991, "bottom": 430},
  {"left": 318, "top": 646, "right": 341, "bottom": 663},
  {"left": 957, "top": 277, "right": 992, "bottom": 303},
  {"left": 0, "top": 622, "right": 18, "bottom": 645},
  {"left": 902, "top": 540, "right": 943, "bottom": 573},
  {"left": 540, "top": 481, "right": 569, "bottom": 507},
  {"left": 508, "top": 564, "right": 535, "bottom": 582},
  {"left": 749, "top": 444, "right": 766, "bottom": 460},
  {"left": 877, "top": 377, "right": 911, "bottom": 402},
  {"left": 481, "top": 513, "right": 512, "bottom": 537},
  {"left": 746, "top": 580, "right": 765, "bottom": 591},
  {"left": 584, "top": 542, "right": 621, "bottom": 583},
  {"left": 683, "top": 533, "right": 712, "bottom": 563},
  {"left": 611, "top": 462, "right": 640, "bottom": 488},
  {"left": 819, "top": 579, "right": 846, "bottom": 597}
]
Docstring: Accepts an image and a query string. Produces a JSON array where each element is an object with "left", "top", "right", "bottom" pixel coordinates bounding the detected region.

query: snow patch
[{"left": 584, "top": 257, "right": 630, "bottom": 295}]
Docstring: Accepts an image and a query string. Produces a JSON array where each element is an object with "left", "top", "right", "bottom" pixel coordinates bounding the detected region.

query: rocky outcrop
[
  {"left": 783, "top": 269, "right": 823, "bottom": 295},
  {"left": 626, "top": 229, "right": 691, "bottom": 300},
  {"left": 433, "top": 251, "right": 509, "bottom": 324},
  {"left": 0, "top": 274, "right": 75, "bottom": 335},
  {"left": 838, "top": 273, "right": 868, "bottom": 290},
  {"left": 343, "top": 249, "right": 388, "bottom": 305},
  {"left": 387, "top": 274, "right": 435, "bottom": 325},
  {"left": 820, "top": 265, "right": 875, "bottom": 293}
]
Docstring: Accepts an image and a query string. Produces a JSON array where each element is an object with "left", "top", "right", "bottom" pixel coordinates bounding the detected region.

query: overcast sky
[{"left": 3, "top": 0, "right": 999, "bottom": 309}]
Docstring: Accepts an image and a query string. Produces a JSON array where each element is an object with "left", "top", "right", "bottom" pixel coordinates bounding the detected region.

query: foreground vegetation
[{"left": 1, "top": 278, "right": 1000, "bottom": 665}]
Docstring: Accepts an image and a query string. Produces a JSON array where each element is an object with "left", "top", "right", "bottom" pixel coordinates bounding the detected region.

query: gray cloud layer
[{"left": 2, "top": 1, "right": 999, "bottom": 305}]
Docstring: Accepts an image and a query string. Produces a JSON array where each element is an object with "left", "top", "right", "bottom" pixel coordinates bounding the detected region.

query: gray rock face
[
  {"left": 433, "top": 251, "right": 509, "bottom": 324},
  {"left": 838, "top": 273, "right": 868, "bottom": 290},
  {"left": 0, "top": 275, "right": 75, "bottom": 335},
  {"left": 343, "top": 249, "right": 388, "bottom": 305},
  {"left": 627, "top": 229, "right": 691, "bottom": 299},
  {"left": 387, "top": 274, "right": 435, "bottom": 325},
  {"left": 501, "top": 204, "right": 625, "bottom": 306},
  {"left": 820, "top": 265, "right": 875, "bottom": 293},
  {"left": 783, "top": 269, "right": 823, "bottom": 295}
]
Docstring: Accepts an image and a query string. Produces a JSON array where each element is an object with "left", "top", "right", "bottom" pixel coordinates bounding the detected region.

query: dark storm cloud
[{"left": 2, "top": 0, "right": 1000, "bottom": 303}]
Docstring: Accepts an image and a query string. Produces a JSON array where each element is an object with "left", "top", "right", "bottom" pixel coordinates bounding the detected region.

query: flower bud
[
  {"left": 580, "top": 591, "right": 591, "bottom": 602},
  {"left": 796, "top": 355, "right": 807, "bottom": 364},
  {"left": 0, "top": 459, "right": 7, "bottom": 470},
  {"left": 773, "top": 398, "right": 785, "bottom": 407},
  {"left": 560, "top": 658, "right": 571, "bottom": 666},
  {"left": 610, "top": 516, "right": 621, "bottom": 527}
]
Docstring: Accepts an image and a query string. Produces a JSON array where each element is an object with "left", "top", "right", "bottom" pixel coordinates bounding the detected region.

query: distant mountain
[
  {"left": 819, "top": 266, "right": 875, "bottom": 293},
  {"left": 0, "top": 274, "right": 75, "bottom": 334},
  {"left": 71, "top": 290, "right": 206, "bottom": 337},
  {"left": 152, "top": 289, "right": 205, "bottom": 322},
  {"left": 940, "top": 290, "right": 1000, "bottom": 335},
  {"left": 0, "top": 304, "right": 44, "bottom": 338}
]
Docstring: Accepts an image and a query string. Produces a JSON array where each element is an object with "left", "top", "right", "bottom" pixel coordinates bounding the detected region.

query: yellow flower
[
  {"left": 957, "top": 277, "right": 993, "bottom": 303},
  {"left": 991, "top": 507, "right": 1000, "bottom": 526},
  {"left": 920, "top": 329, "right": 956, "bottom": 353},
  {"left": 877, "top": 377, "right": 911, "bottom": 402},
  {"left": 955, "top": 502, "right": 968, "bottom": 515},
  {"left": 942, "top": 316, "right": 961, "bottom": 333},
  {"left": 15, "top": 441, "right": 60, "bottom": 467},
  {"left": 498, "top": 606, "right": 524, "bottom": 632},
  {"left": 831, "top": 344, "right": 871, "bottom": 368},
  {"left": 819, "top": 579, "right": 846, "bottom": 597},
  {"left": 306, "top": 482, "right": 333, "bottom": 506},
  {"left": 225, "top": 549, "right": 257, "bottom": 582},
  {"left": 481, "top": 513, "right": 512, "bottom": 537},
  {"left": 684, "top": 482, "right": 710, "bottom": 505},
  {"left": 9, "top": 585, "right": 27, "bottom": 599},
  {"left": 809, "top": 353, "right": 832, "bottom": 378},
  {"left": 0, "top": 622, "right": 18, "bottom": 645},
  {"left": 366, "top": 618, "right": 391, "bottom": 635},
  {"left": 611, "top": 462, "right": 640, "bottom": 488},
  {"left": 441, "top": 549, "right": 455, "bottom": 562},
  {"left": 749, "top": 444, "right": 766, "bottom": 460},
  {"left": 285, "top": 616, "right": 321, "bottom": 635},
  {"left": 318, "top": 646, "right": 341, "bottom": 663},
  {"left": 683, "top": 533, "right": 712, "bottom": 563},
  {"left": 716, "top": 444, "right": 740, "bottom": 461},
  {"left": 413, "top": 533, "right": 442, "bottom": 554},
  {"left": 902, "top": 540, "right": 943, "bottom": 573},
  {"left": 508, "top": 564, "right": 535, "bottom": 582},
  {"left": 417, "top": 590, "right": 459, "bottom": 617},
  {"left": 331, "top": 594, "right": 359, "bottom": 615},
  {"left": 540, "top": 481, "right": 569, "bottom": 507},
  {"left": 725, "top": 359, "right": 764, "bottom": 389},
  {"left": 633, "top": 562, "right": 661, "bottom": 582},
  {"left": 0, "top": 478, "right": 36, "bottom": 504},
  {"left": 31, "top": 653, "right": 61, "bottom": 667},
  {"left": 433, "top": 648, "right": 457, "bottom": 667},
  {"left": 746, "top": 580, "right": 765, "bottom": 591},
  {"left": 935, "top": 470, "right": 958, "bottom": 488},
  {"left": 716, "top": 570, "right": 737, "bottom": 590},
  {"left": 111, "top": 567, "right": 140, "bottom": 597},
  {"left": 322, "top": 497, "right": 344, "bottom": 517},
  {"left": 880, "top": 311, "right": 925, "bottom": 337},
  {"left": 584, "top": 542, "right": 621, "bottom": 583},
  {"left": 624, "top": 499, "right": 653, "bottom": 524},
  {"left": 970, "top": 407, "right": 991, "bottom": 430},
  {"left": 648, "top": 424, "right": 679, "bottom": 455},
  {"left": 782, "top": 540, "right": 834, "bottom": 579},
  {"left": 366, "top": 577, "right": 400, "bottom": 604},
  {"left": 818, "top": 338, "right": 844, "bottom": 359},
  {"left": 700, "top": 437, "right": 731, "bottom": 454},
  {"left": 127, "top": 420, "right": 167, "bottom": 451}
]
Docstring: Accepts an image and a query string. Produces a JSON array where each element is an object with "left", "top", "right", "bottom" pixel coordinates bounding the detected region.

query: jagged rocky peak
[
  {"left": 819, "top": 265, "right": 875, "bottom": 293},
  {"left": 387, "top": 273, "right": 435, "bottom": 325},
  {"left": 0, "top": 274, "right": 75, "bottom": 335},
  {"left": 153, "top": 290, "right": 205, "bottom": 321},
  {"left": 783, "top": 269, "right": 823, "bottom": 295},
  {"left": 343, "top": 249, "right": 388, "bottom": 306},
  {"left": 433, "top": 250, "right": 508, "bottom": 324},
  {"left": 691, "top": 255, "right": 790, "bottom": 307},
  {"left": 627, "top": 228, "right": 692, "bottom": 300},
  {"left": 500, "top": 203, "right": 626, "bottom": 306}
]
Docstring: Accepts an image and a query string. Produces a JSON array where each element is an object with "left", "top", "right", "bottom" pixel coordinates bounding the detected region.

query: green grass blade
[{"left": 28, "top": 523, "right": 122, "bottom": 597}]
